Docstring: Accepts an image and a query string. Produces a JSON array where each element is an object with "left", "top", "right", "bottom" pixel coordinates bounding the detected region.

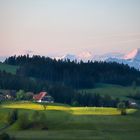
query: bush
[
  {"left": 121, "top": 109, "right": 127, "bottom": 115},
  {"left": 31, "top": 111, "right": 40, "bottom": 121},
  {"left": 117, "top": 102, "right": 127, "bottom": 115},
  {"left": 0, "top": 133, "right": 10, "bottom": 140},
  {"left": 7, "top": 109, "right": 18, "bottom": 125},
  {"left": 30, "top": 111, "right": 48, "bottom": 130},
  {"left": 17, "top": 111, "right": 48, "bottom": 130},
  {"left": 17, "top": 113, "right": 30, "bottom": 129}
]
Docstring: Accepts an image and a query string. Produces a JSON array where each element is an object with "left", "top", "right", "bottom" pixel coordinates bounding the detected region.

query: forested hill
[{"left": 4, "top": 55, "right": 140, "bottom": 89}]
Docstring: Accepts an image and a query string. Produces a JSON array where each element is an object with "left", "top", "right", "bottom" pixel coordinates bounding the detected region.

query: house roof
[{"left": 33, "top": 92, "right": 47, "bottom": 101}]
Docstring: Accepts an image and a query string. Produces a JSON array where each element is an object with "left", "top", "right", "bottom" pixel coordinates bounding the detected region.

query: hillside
[
  {"left": 0, "top": 63, "right": 18, "bottom": 74},
  {"left": 107, "top": 48, "right": 140, "bottom": 70},
  {"left": 4, "top": 55, "right": 140, "bottom": 88},
  {"left": 1, "top": 55, "right": 140, "bottom": 106},
  {"left": 79, "top": 84, "right": 140, "bottom": 100},
  {"left": 0, "top": 102, "right": 139, "bottom": 140}
]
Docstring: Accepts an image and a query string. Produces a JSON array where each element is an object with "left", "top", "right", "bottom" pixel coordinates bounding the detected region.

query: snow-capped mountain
[
  {"left": 53, "top": 48, "right": 140, "bottom": 70},
  {"left": 124, "top": 48, "right": 140, "bottom": 61},
  {"left": 0, "top": 56, "right": 6, "bottom": 62},
  {"left": 78, "top": 51, "right": 93, "bottom": 61},
  {"left": 54, "top": 54, "right": 78, "bottom": 61},
  {"left": 61, "top": 54, "right": 78, "bottom": 61},
  {"left": 93, "top": 52, "right": 124, "bottom": 61},
  {"left": 54, "top": 51, "right": 93, "bottom": 62},
  {"left": 106, "top": 48, "right": 140, "bottom": 70}
]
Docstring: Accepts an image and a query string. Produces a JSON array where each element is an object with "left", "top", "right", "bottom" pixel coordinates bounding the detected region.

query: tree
[
  {"left": 7, "top": 109, "right": 18, "bottom": 125},
  {"left": 117, "top": 102, "right": 127, "bottom": 115},
  {"left": 31, "top": 111, "right": 40, "bottom": 121},
  {"left": 43, "top": 104, "right": 47, "bottom": 110},
  {"left": 16, "top": 90, "right": 25, "bottom": 100},
  {"left": 132, "top": 81, "right": 137, "bottom": 90},
  {"left": 17, "top": 113, "right": 29, "bottom": 129},
  {"left": 71, "top": 101, "right": 79, "bottom": 106},
  {"left": 30, "top": 111, "right": 48, "bottom": 130},
  {"left": 24, "top": 92, "right": 34, "bottom": 100},
  {"left": 0, "top": 133, "right": 10, "bottom": 140}
]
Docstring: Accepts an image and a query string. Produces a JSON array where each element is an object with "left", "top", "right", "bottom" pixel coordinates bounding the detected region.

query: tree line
[
  {"left": 49, "top": 84, "right": 129, "bottom": 107},
  {"left": 5, "top": 55, "right": 140, "bottom": 89},
  {"left": 0, "top": 55, "right": 140, "bottom": 107}
]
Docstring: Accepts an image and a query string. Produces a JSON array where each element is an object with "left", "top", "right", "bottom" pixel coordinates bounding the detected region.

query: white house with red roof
[{"left": 33, "top": 92, "right": 54, "bottom": 103}]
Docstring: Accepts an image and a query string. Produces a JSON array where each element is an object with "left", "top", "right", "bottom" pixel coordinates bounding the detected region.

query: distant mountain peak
[
  {"left": 53, "top": 48, "right": 140, "bottom": 70},
  {"left": 78, "top": 51, "right": 92, "bottom": 61},
  {"left": 124, "top": 48, "right": 140, "bottom": 60},
  {"left": 62, "top": 54, "right": 77, "bottom": 61},
  {"left": 54, "top": 51, "right": 93, "bottom": 62}
]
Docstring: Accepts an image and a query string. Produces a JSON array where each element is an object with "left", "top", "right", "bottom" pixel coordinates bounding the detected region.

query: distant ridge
[
  {"left": 106, "top": 48, "right": 140, "bottom": 70},
  {"left": 124, "top": 48, "right": 140, "bottom": 61},
  {"left": 53, "top": 48, "right": 140, "bottom": 70}
]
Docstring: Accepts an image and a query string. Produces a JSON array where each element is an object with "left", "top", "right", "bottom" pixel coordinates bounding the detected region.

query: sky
[{"left": 0, "top": 0, "right": 140, "bottom": 57}]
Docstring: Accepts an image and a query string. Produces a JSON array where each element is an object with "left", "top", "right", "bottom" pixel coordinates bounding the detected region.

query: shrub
[
  {"left": 117, "top": 102, "right": 127, "bottom": 115},
  {"left": 30, "top": 111, "right": 48, "bottom": 130},
  {"left": 31, "top": 111, "right": 40, "bottom": 121},
  {"left": 0, "top": 133, "right": 10, "bottom": 140},
  {"left": 17, "top": 113, "right": 30, "bottom": 129},
  {"left": 7, "top": 109, "right": 18, "bottom": 125}
]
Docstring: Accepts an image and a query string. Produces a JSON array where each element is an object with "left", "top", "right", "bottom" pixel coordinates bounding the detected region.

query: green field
[
  {"left": 0, "top": 63, "right": 19, "bottom": 74},
  {"left": 79, "top": 84, "right": 140, "bottom": 100},
  {"left": 0, "top": 102, "right": 139, "bottom": 140}
]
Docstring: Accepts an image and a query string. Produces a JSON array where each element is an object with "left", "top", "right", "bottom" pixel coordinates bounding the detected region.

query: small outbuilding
[{"left": 129, "top": 100, "right": 138, "bottom": 108}]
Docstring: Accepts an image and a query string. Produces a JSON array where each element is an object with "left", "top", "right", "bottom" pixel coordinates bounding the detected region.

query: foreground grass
[
  {"left": 5, "top": 110, "right": 140, "bottom": 140},
  {"left": 0, "top": 102, "right": 139, "bottom": 140}
]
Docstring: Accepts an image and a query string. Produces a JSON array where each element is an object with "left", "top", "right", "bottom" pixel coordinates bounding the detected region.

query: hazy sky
[{"left": 0, "top": 0, "right": 140, "bottom": 57}]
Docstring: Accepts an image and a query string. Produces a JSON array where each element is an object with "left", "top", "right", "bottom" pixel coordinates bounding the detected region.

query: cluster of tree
[
  {"left": 0, "top": 133, "right": 14, "bottom": 140},
  {"left": 1, "top": 55, "right": 140, "bottom": 107},
  {"left": 128, "top": 92, "right": 140, "bottom": 100},
  {"left": 7, "top": 109, "right": 48, "bottom": 130},
  {"left": 117, "top": 102, "right": 127, "bottom": 115},
  {"left": 0, "top": 70, "right": 49, "bottom": 92},
  {"left": 16, "top": 90, "right": 33, "bottom": 100},
  {"left": 5, "top": 55, "right": 140, "bottom": 88},
  {"left": 48, "top": 85, "right": 129, "bottom": 107},
  {"left": 0, "top": 83, "right": 130, "bottom": 108},
  {"left": 7, "top": 109, "right": 18, "bottom": 125}
]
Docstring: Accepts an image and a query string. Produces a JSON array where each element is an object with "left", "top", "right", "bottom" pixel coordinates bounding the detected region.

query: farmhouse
[{"left": 33, "top": 92, "right": 54, "bottom": 103}]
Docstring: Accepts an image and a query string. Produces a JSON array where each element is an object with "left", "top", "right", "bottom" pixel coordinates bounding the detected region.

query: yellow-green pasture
[
  {"left": 1, "top": 102, "right": 137, "bottom": 115},
  {"left": 0, "top": 102, "right": 140, "bottom": 140}
]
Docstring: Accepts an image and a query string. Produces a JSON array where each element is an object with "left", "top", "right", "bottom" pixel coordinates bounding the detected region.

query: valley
[{"left": 0, "top": 102, "right": 139, "bottom": 140}]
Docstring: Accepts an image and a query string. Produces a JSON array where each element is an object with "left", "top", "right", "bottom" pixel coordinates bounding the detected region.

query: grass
[
  {"left": 71, "top": 107, "right": 136, "bottom": 115},
  {"left": 0, "top": 63, "right": 19, "bottom": 74},
  {"left": 1, "top": 102, "right": 137, "bottom": 115},
  {"left": 79, "top": 83, "right": 140, "bottom": 100},
  {"left": 1, "top": 102, "right": 70, "bottom": 111},
  {"left": 0, "top": 102, "right": 139, "bottom": 140}
]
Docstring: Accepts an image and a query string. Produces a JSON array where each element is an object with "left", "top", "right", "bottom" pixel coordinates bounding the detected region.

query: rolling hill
[{"left": 0, "top": 63, "right": 19, "bottom": 74}]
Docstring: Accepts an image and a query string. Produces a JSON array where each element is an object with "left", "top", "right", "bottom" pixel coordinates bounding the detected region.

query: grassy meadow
[
  {"left": 0, "top": 102, "right": 139, "bottom": 140},
  {"left": 1, "top": 102, "right": 136, "bottom": 115},
  {"left": 79, "top": 83, "right": 140, "bottom": 100},
  {"left": 0, "top": 63, "right": 18, "bottom": 74}
]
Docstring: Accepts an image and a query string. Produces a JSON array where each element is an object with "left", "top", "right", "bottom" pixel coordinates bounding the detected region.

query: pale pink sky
[{"left": 0, "top": 0, "right": 140, "bottom": 57}]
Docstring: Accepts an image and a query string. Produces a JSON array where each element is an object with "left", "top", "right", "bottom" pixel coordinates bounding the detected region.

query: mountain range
[
  {"left": 0, "top": 48, "right": 140, "bottom": 70},
  {"left": 106, "top": 48, "right": 140, "bottom": 70},
  {"left": 54, "top": 48, "right": 140, "bottom": 70}
]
